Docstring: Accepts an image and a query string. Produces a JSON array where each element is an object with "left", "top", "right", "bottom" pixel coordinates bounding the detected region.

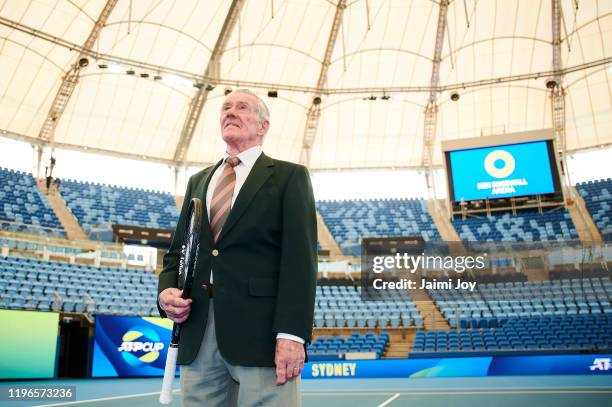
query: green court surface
[{"left": 0, "top": 375, "right": 610, "bottom": 407}]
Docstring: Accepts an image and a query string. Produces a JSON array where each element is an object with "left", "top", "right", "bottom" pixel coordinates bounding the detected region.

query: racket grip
[{"left": 159, "top": 345, "right": 178, "bottom": 404}]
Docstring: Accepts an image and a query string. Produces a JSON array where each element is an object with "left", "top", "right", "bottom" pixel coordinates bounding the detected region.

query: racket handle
[{"left": 159, "top": 345, "right": 178, "bottom": 404}]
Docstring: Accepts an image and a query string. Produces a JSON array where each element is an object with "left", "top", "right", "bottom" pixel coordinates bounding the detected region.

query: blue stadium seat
[
  {"left": 0, "top": 167, "right": 65, "bottom": 237},
  {"left": 308, "top": 332, "right": 389, "bottom": 360},
  {"left": 430, "top": 277, "right": 612, "bottom": 325},
  {"left": 576, "top": 178, "right": 612, "bottom": 241},
  {"left": 0, "top": 255, "right": 160, "bottom": 317},
  {"left": 453, "top": 209, "right": 578, "bottom": 242},
  {"left": 317, "top": 198, "right": 441, "bottom": 255},
  {"left": 59, "top": 179, "right": 179, "bottom": 240}
]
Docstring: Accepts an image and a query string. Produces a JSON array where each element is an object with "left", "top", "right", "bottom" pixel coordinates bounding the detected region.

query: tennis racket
[{"left": 159, "top": 197, "right": 202, "bottom": 404}]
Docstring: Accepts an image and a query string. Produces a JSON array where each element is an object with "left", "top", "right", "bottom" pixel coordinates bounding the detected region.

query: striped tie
[{"left": 209, "top": 156, "right": 241, "bottom": 242}]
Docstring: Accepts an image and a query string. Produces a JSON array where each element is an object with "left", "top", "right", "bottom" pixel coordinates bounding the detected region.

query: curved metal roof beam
[
  {"left": 322, "top": 57, "right": 611, "bottom": 95},
  {"left": 77, "top": 72, "right": 194, "bottom": 98},
  {"left": 437, "top": 84, "right": 550, "bottom": 109},
  {"left": 344, "top": 0, "right": 442, "bottom": 7},
  {"left": 320, "top": 95, "right": 426, "bottom": 111},
  {"left": 64, "top": 0, "right": 96, "bottom": 23},
  {"left": 561, "top": 12, "right": 612, "bottom": 41},
  {"left": 441, "top": 36, "right": 552, "bottom": 61},
  {"left": 204, "top": 91, "right": 311, "bottom": 112},
  {"left": 0, "top": 37, "right": 66, "bottom": 71},
  {"left": 329, "top": 48, "right": 434, "bottom": 65},
  {"left": 0, "top": 129, "right": 182, "bottom": 166},
  {"left": 103, "top": 20, "right": 213, "bottom": 53},
  {"left": 4, "top": 15, "right": 608, "bottom": 96},
  {"left": 564, "top": 66, "right": 611, "bottom": 89},
  {"left": 223, "top": 43, "right": 323, "bottom": 64}
]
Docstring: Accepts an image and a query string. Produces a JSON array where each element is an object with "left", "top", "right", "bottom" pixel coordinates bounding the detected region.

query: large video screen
[
  {"left": 92, "top": 315, "right": 178, "bottom": 377},
  {"left": 0, "top": 310, "right": 59, "bottom": 379},
  {"left": 447, "top": 140, "right": 559, "bottom": 202}
]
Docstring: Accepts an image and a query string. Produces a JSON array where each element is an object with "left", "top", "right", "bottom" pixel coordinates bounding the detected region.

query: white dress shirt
[{"left": 206, "top": 145, "right": 304, "bottom": 345}]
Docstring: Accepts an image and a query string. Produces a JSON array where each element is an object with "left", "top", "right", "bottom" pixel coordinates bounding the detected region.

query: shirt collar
[{"left": 224, "top": 144, "right": 262, "bottom": 169}]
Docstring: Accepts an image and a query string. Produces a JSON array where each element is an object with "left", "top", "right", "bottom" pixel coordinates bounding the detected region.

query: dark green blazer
[{"left": 157, "top": 153, "right": 318, "bottom": 367}]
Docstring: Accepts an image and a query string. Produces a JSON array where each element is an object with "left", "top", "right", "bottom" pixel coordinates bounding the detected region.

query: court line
[
  {"left": 35, "top": 387, "right": 612, "bottom": 406},
  {"left": 35, "top": 389, "right": 180, "bottom": 407},
  {"left": 302, "top": 389, "right": 612, "bottom": 396},
  {"left": 377, "top": 392, "right": 400, "bottom": 407},
  {"left": 302, "top": 385, "right": 612, "bottom": 394}
]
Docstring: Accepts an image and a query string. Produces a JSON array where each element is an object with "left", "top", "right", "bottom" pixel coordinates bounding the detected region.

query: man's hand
[
  {"left": 275, "top": 338, "right": 305, "bottom": 385},
  {"left": 159, "top": 288, "right": 192, "bottom": 323}
]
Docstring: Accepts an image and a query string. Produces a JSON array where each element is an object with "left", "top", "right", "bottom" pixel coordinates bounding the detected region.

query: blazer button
[{"left": 212, "top": 249, "right": 219, "bottom": 257}]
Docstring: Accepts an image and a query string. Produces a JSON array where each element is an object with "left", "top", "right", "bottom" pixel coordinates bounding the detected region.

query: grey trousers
[{"left": 180, "top": 300, "right": 301, "bottom": 407}]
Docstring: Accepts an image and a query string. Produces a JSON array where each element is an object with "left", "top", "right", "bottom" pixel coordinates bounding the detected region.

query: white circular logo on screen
[{"left": 484, "top": 150, "right": 515, "bottom": 178}]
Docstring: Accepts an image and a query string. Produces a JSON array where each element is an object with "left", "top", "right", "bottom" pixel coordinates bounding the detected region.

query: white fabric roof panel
[
  {"left": 97, "top": 0, "right": 229, "bottom": 74},
  {"left": 0, "top": 0, "right": 610, "bottom": 169},
  {"left": 438, "top": 81, "right": 552, "bottom": 141},
  {"left": 326, "top": 0, "right": 437, "bottom": 89},
  {"left": 0, "top": 31, "right": 63, "bottom": 137},
  {"left": 0, "top": 0, "right": 99, "bottom": 138},
  {"left": 310, "top": 92, "right": 426, "bottom": 169},
  {"left": 54, "top": 72, "right": 190, "bottom": 159},
  {"left": 0, "top": 0, "right": 100, "bottom": 45},
  {"left": 565, "top": 67, "right": 612, "bottom": 150},
  {"left": 220, "top": 0, "right": 333, "bottom": 88}
]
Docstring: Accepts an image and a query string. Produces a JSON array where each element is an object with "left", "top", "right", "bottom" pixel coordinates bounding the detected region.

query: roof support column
[
  {"left": 37, "top": 0, "right": 119, "bottom": 146},
  {"left": 422, "top": 0, "right": 448, "bottom": 201},
  {"left": 35, "top": 145, "right": 44, "bottom": 179},
  {"left": 299, "top": 0, "right": 347, "bottom": 168},
  {"left": 551, "top": 0, "right": 570, "bottom": 194},
  {"left": 172, "top": 0, "right": 245, "bottom": 168}
]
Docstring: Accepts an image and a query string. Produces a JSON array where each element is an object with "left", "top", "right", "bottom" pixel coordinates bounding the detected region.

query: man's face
[{"left": 220, "top": 92, "right": 268, "bottom": 146}]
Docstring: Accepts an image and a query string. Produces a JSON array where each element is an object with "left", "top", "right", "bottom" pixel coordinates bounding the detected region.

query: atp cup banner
[
  {"left": 302, "top": 354, "right": 612, "bottom": 379},
  {"left": 92, "top": 315, "right": 178, "bottom": 377}
]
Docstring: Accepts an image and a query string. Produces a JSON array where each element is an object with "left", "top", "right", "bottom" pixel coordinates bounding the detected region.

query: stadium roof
[{"left": 0, "top": 0, "right": 610, "bottom": 170}]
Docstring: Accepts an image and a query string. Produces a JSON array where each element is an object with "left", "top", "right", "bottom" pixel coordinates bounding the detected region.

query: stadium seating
[
  {"left": 307, "top": 332, "right": 389, "bottom": 360},
  {"left": 0, "top": 167, "right": 65, "bottom": 237},
  {"left": 59, "top": 179, "right": 179, "bottom": 238},
  {"left": 453, "top": 209, "right": 578, "bottom": 242},
  {"left": 576, "top": 178, "right": 612, "bottom": 241},
  {"left": 317, "top": 198, "right": 441, "bottom": 255},
  {"left": 0, "top": 256, "right": 159, "bottom": 315},
  {"left": 0, "top": 237, "right": 83, "bottom": 257},
  {"left": 428, "top": 277, "right": 611, "bottom": 328},
  {"left": 411, "top": 314, "right": 612, "bottom": 357},
  {"left": 0, "top": 253, "right": 423, "bottom": 328},
  {"left": 314, "top": 284, "right": 423, "bottom": 329}
]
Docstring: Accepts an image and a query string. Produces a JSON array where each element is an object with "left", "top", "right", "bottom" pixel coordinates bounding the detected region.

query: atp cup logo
[
  {"left": 117, "top": 325, "right": 165, "bottom": 366},
  {"left": 484, "top": 150, "right": 515, "bottom": 178},
  {"left": 590, "top": 358, "right": 611, "bottom": 371}
]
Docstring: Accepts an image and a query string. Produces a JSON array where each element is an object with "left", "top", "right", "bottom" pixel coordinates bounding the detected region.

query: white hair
[{"left": 229, "top": 88, "right": 270, "bottom": 123}]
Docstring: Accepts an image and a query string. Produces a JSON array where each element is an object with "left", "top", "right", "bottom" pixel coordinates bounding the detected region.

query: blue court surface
[{"left": 0, "top": 375, "right": 610, "bottom": 407}]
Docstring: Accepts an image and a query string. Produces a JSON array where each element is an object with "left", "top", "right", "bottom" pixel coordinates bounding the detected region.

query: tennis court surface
[{"left": 1, "top": 375, "right": 610, "bottom": 407}]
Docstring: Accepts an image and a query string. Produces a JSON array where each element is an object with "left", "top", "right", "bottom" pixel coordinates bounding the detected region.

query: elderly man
[{"left": 158, "top": 89, "right": 317, "bottom": 406}]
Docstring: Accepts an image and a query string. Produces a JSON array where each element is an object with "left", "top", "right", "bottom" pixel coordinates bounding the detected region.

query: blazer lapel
[{"left": 216, "top": 153, "right": 274, "bottom": 243}]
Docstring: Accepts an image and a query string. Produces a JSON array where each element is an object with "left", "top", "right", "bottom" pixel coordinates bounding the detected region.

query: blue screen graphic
[{"left": 449, "top": 141, "right": 556, "bottom": 201}]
